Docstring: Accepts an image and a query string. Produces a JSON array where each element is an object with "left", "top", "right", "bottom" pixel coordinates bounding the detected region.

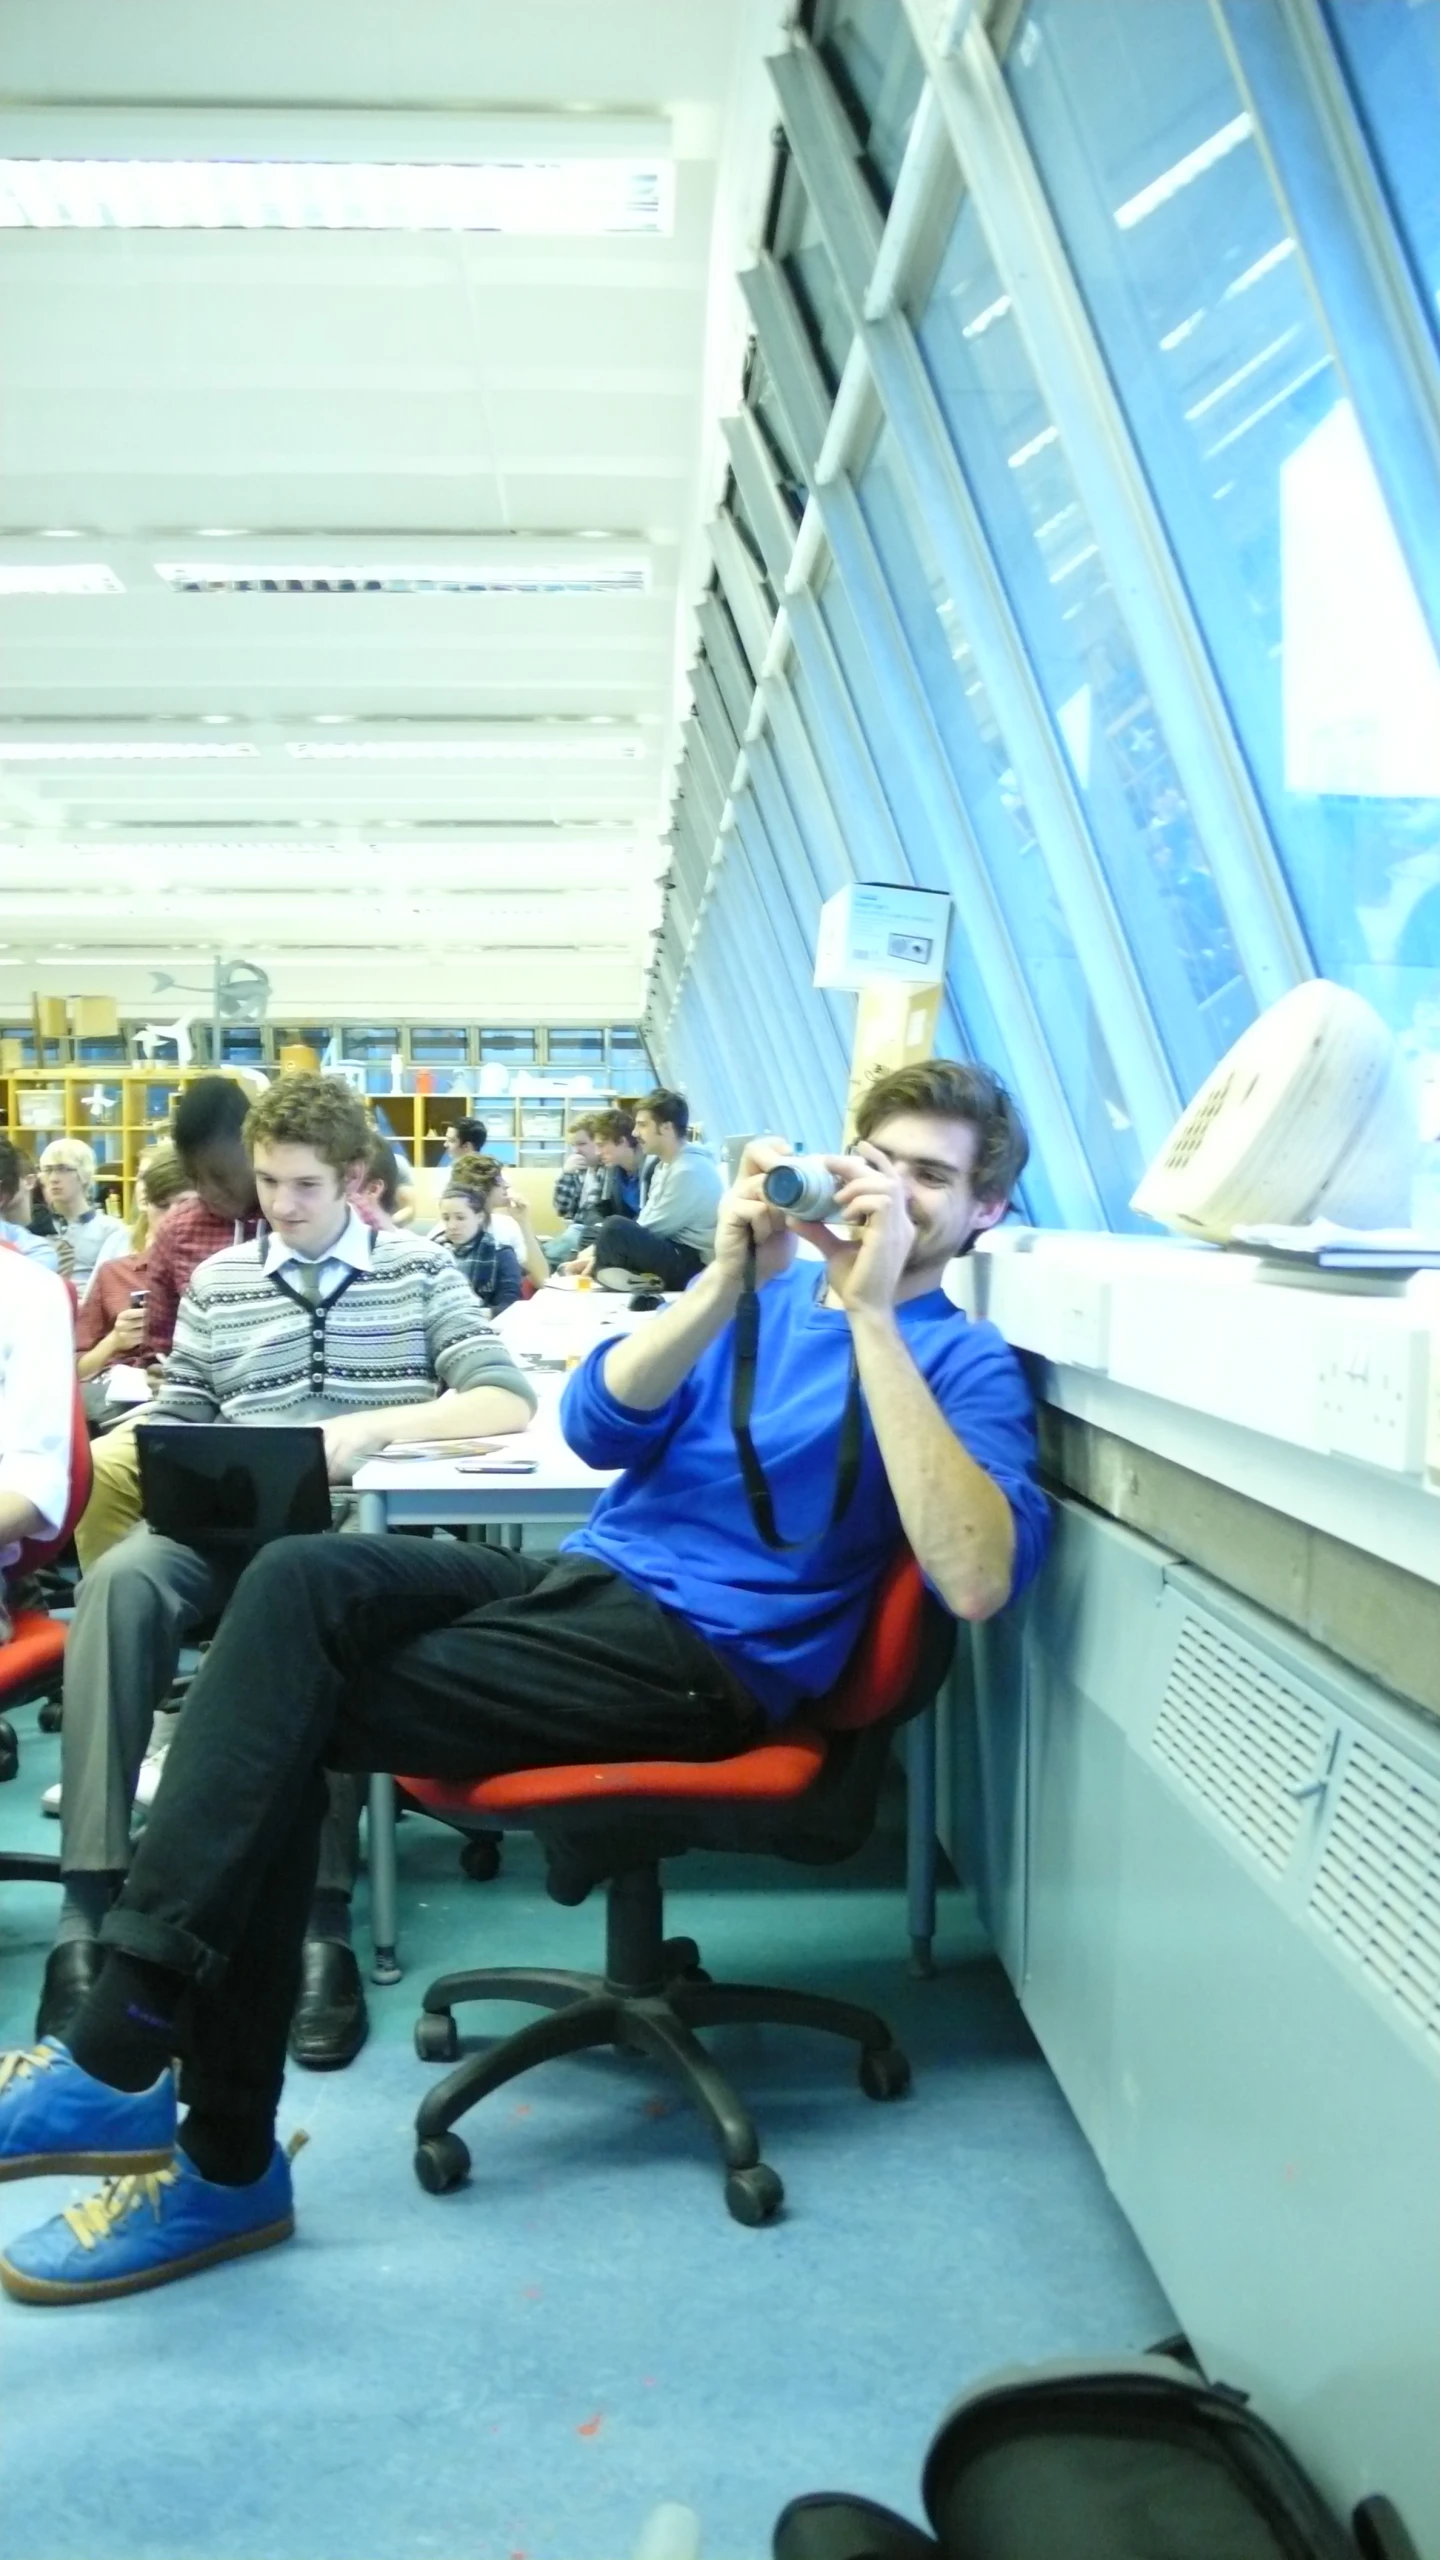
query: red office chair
[
  {"left": 0, "top": 1264, "right": 92, "bottom": 1883},
  {"left": 400, "top": 1554, "right": 954, "bottom": 2224}
]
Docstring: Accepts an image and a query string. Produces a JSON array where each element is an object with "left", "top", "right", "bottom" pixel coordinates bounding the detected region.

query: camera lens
[{"left": 762, "top": 1165, "right": 806, "bottom": 1210}]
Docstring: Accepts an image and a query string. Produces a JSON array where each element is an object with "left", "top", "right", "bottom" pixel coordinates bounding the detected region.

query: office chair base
[
  {"left": 0, "top": 1851, "right": 62, "bottom": 1886},
  {"left": 412, "top": 1866, "right": 911, "bottom": 2223}
]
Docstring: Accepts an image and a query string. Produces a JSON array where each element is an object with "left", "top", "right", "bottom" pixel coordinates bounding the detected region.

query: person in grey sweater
[{"left": 577, "top": 1088, "right": 724, "bottom": 1292}]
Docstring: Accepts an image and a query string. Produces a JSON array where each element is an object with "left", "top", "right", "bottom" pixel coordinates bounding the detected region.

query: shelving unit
[
  {"left": 0, "top": 1065, "right": 254, "bottom": 1214},
  {"left": 367, "top": 1087, "right": 619, "bottom": 1173}
]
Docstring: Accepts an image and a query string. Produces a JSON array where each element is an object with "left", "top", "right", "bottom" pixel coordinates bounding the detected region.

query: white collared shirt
[
  {"left": 262, "top": 1205, "right": 372, "bottom": 1303},
  {"left": 0, "top": 1248, "right": 73, "bottom": 1569}
]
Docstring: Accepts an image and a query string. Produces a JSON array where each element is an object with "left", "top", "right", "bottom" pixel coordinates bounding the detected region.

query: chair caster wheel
[
  {"left": 859, "top": 2045, "right": 912, "bottom": 2101},
  {"left": 414, "top": 2133, "right": 470, "bottom": 2194},
  {"left": 724, "top": 2163, "right": 784, "bottom": 2226},
  {"left": 662, "top": 1935, "right": 701, "bottom": 1974},
  {"left": 459, "top": 1835, "right": 501, "bottom": 1884},
  {"left": 37, "top": 1698, "right": 63, "bottom": 1734},
  {"left": 415, "top": 2011, "right": 460, "bottom": 2063},
  {"left": 0, "top": 1719, "right": 16, "bottom": 1785}
]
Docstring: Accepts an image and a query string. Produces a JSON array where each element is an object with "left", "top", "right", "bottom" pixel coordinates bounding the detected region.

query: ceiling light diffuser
[
  {"left": 155, "top": 561, "right": 649, "bottom": 595},
  {"left": 0, "top": 564, "right": 123, "bottom": 594},
  {"left": 0, "top": 740, "right": 258, "bottom": 761},
  {"left": 287, "top": 738, "right": 644, "bottom": 763},
  {"left": 0, "top": 157, "right": 672, "bottom": 235}
]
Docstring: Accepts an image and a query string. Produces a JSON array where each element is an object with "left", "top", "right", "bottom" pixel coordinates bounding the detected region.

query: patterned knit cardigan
[{"left": 150, "top": 1229, "right": 534, "bottom": 1427}]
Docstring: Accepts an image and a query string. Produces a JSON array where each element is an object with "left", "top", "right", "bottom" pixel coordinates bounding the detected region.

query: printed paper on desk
[
  {"left": 376, "top": 1436, "right": 505, "bottom": 1460},
  {"left": 104, "top": 1364, "right": 153, "bottom": 1407}
]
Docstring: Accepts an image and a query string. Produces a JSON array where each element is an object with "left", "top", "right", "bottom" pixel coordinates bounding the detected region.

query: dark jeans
[
  {"left": 100, "top": 1538, "right": 761, "bottom": 2136},
  {"left": 590, "top": 1216, "right": 705, "bottom": 1291}
]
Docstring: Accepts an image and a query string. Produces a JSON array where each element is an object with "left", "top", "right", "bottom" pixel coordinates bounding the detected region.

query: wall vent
[
  {"left": 1151, "top": 1614, "right": 1329, "bottom": 1874},
  {"left": 1310, "top": 1742, "right": 1440, "bottom": 2051}
]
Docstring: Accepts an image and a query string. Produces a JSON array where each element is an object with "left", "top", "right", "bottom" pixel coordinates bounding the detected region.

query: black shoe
[
  {"left": 34, "top": 1939, "right": 104, "bottom": 2046},
  {"left": 287, "top": 1940, "right": 369, "bottom": 2072}
]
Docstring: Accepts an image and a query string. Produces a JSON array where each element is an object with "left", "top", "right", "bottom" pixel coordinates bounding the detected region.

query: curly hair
[
  {"left": 854, "top": 1059, "right": 1029, "bottom": 1204},
  {"left": 243, "top": 1073, "right": 371, "bottom": 1179}
]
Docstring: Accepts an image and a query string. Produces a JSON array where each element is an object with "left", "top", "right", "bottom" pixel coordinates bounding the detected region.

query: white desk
[{"left": 352, "top": 1283, "right": 939, "bottom": 1981}]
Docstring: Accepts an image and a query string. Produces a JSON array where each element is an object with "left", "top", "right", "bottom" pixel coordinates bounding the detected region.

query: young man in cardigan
[{"left": 36, "top": 1075, "right": 534, "bottom": 2066}]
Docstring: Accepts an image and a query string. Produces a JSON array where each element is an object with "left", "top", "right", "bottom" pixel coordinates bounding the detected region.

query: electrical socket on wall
[{"left": 1317, "top": 1322, "right": 1431, "bottom": 1474}]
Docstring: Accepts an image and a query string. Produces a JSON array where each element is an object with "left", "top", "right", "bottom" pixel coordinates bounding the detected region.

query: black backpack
[{"left": 774, "top": 2354, "right": 1420, "bottom": 2560}]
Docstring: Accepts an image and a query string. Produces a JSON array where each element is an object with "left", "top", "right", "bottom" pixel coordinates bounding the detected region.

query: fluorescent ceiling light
[
  {"left": 287, "top": 738, "right": 643, "bottom": 763},
  {"left": 1159, "top": 309, "right": 1206, "bottom": 353},
  {"left": 0, "top": 564, "right": 123, "bottom": 594},
  {"left": 1223, "top": 239, "right": 1295, "bottom": 300},
  {"left": 961, "top": 293, "right": 1011, "bottom": 340},
  {"left": 0, "top": 740, "right": 258, "bottom": 761},
  {"left": 155, "top": 561, "right": 649, "bottom": 595},
  {"left": 0, "top": 158, "right": 672, "bottom": 235},
  {"left": 1113, "top": 114, "right": 1252, "bottom": 230},
  {"left": 1183, "top": 327, "right": 1300, "bottom": 424},
  {"left": 1006, "top": 425, "right": 1059, "bottom": 471}
]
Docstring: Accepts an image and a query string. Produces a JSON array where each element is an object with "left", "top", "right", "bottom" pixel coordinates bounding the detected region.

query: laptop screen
[{"left": 137, "top": 1425, "right": 333, "bottom": 1557}]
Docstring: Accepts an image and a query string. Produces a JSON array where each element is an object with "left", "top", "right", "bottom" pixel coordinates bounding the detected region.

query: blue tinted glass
[
  {"left": 818, "top": 0, "right": 926, "bottom": 201},
  {"left": 856, "top": 424, "right": 1148, "bottom": 1226},
  {"left": 915, "top": 204, "right": 1255, "bottom": 1093},
  {"left": 1008, "top": 0, "right": 1440, "bottom": 1089},
  {"left": 1326, "top": 0, "right": 1440, "bottom": 344}
]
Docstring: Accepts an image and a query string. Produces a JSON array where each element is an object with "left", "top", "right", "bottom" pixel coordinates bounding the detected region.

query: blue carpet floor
[{"left": 1, "top": 1702, "right": 1171, "bottom": 2560}]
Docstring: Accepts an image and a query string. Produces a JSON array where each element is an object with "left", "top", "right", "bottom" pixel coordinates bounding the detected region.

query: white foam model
[{"left": 1131, "top": 979, "right": 1417, "bottom": 1241}]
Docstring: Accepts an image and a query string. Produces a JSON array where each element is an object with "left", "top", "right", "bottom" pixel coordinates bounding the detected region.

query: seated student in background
[
  {"left": 544, "top": 1117, "right": 603, "bottom": 1269},
  {"left": 0, "top": 1246, "right": 74, "bottom": 1647},
  {"left": 357, "top": 1133, "right": 402, "bottom": 1232},
  {"left": 437, "top": 1175, "right": 523, "bottom": 1316},
  {"left": 556, "top": 1110, "right": 643, "bottom": 1269},
  {"left": 573, "top": 1088, "right": 723, "bottom": 1293},
  {"left": 444, "top": 1151, "right": 549, "bottom": 1289},
  {"left": 71, "top": 1077, "right": 266, "bottom": 1575},
  {"left": 0, "top": 1140, "right": 59, "bottom": 1272},
  {"left": 437, "top": 1114, "right": 487, "bottom": 1171},
  {"left": 34, "top": 1072, "right": 534, "bottom": 2070},
  {"left": 73, "top": 1150, "right": 194, "bottom": 1426},
  {"left": 0, "top": 1059, "right": 1048, "bottom": 2302},
  {"left": 37, "top": 1140, "right": 129, "bottom": 1295}
]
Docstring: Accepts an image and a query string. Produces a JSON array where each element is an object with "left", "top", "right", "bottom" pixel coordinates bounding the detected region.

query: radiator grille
[
  {"left": 1152, "top": 1615, "right": 1329, "bottom": 1874},
  {"left": 1310, "top": 1743, "right": 1440, "bottom": 2050}
]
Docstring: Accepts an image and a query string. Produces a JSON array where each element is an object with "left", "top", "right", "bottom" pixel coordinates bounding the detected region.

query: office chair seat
[{"left": 400, "top": 1555, "right": 951, "bottom": 2226}]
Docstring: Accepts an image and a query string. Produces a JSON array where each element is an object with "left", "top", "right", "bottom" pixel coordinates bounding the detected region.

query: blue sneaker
[
  {"left": 0, "top": 2136, "right": 303, "bottom": 2304},
  {"left": 0, "top": 2041, "right": 175, "bottom": 2183}
]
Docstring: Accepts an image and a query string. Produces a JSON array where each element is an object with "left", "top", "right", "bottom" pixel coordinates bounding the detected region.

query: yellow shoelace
[
  {"left": 0, "top": 2044, "right": 59, "bottom": 2098},
  {"left": 62, "top": 2166, "right": 179, "bottom": 2252},
  {"left": 59, "top": 2128, "right": 308, "bottom": 2253}
]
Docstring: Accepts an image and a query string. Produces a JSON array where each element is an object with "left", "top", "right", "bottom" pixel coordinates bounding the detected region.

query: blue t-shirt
[{"left": 562, "top": 1263, "right": 1049, "bottom": 1718}]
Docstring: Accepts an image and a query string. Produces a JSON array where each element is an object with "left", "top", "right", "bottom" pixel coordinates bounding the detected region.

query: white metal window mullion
[
  {"left": 875, "top": 9, "right": 1312, "bottom": 1003},
  {"left": 743, "top": 193, "right": 1182, "bottom": 1143}
]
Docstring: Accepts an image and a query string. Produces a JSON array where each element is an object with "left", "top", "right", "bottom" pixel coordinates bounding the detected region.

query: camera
[{"left": 762, "top": 1156, "right": 844, "bottom": 1222}]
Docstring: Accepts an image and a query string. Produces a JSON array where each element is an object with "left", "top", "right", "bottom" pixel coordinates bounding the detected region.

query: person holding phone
[{"left": 72, "top": 1151, "right": 195, "bottom": 1424}]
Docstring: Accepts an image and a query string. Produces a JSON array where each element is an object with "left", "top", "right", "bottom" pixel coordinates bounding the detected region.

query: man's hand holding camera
[{"left": 719, "top": 1136, "right": 915, "bottom": 1322}]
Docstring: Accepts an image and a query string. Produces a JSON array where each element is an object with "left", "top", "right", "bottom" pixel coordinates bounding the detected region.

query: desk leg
[
  {"left": 357, "top": 1492, "right": 402, "bottom": 1985},
  {"left": 906, "top": 1704, "right": 938, "bottom": 1978}
]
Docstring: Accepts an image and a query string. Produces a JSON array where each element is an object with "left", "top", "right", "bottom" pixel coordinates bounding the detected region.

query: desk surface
[{"left": 350, "top": 1284, "right": 671, "bottom": 1520}]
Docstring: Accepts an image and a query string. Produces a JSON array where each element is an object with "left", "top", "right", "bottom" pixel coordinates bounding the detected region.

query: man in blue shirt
[{"left": 0, "top": 1060, "right": 1050, "bottom": 2304}]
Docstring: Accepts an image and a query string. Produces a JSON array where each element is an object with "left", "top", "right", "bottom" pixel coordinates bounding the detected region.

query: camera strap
[{"left": 730, "top": 1237, "right": 863, "bottom": 1551}]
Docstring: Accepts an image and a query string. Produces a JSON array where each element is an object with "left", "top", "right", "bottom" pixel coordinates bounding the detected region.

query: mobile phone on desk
[
  {"left": 376, "top": 1437, "right": 503, "bottom": 1460},
  {"left": 455, "top": 1454, "right": 540, "bottom": 1474}
]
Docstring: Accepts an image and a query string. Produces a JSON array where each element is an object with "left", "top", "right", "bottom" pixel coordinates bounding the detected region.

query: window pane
[
  {"left": 1325, "top": 0, "right": 1440, "bottom": 345},
  {"left": 480, "top": 1029, "right": 538, "bottom": 1065},
  {"left": 815, "top": 0, "right": 926, "bottom": 204},
  {"left": 915, "top": 199, "right": 1256, "bottom": 1092},
  {"left": 409, "top": 1025, "right": 470, "bottom": 1064},
  {"left": 545, "top": 1027, "right": 606, "bottom": 1067},
  {"left": 1007, "top": 0, "right": 1440, "bottom": 1082},
  {"left": 772, "top": 158, "right": 853, "bottom": 392},
  {"left": 855, "top": 423, "right": 1148, "bottom": 1226}
]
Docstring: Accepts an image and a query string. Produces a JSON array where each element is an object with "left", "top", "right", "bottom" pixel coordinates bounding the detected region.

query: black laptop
[{"left": 137, "top": 1424, "right": 333, "bottom": 1560}]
